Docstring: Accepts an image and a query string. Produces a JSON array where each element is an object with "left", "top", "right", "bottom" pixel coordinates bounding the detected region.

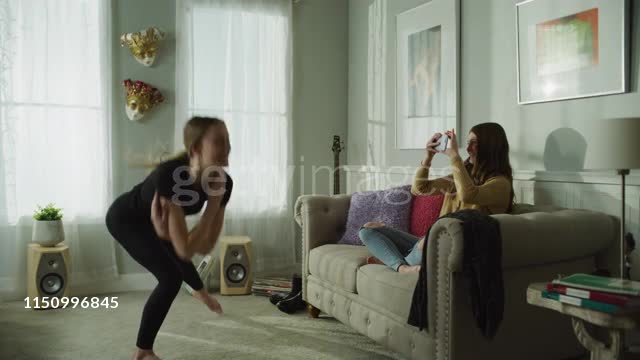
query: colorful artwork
[
  {"left": 407, "top": 25, "right": 441, "bottom": 117},
  {"left": 536, "top": 8, "right": 599, "bottom": 76}
]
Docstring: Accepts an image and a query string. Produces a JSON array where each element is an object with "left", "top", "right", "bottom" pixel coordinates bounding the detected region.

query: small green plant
[{"left": 33, "top": 203, "right": 63, "bottom": 221}]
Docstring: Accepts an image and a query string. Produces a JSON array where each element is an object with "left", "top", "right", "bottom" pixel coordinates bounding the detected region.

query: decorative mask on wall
[
  {"left": 120, "top": 27, "right": 165, "bottom": 67},
  {"left": 123, "top": 79, "right": 165, "bottom": 122}
]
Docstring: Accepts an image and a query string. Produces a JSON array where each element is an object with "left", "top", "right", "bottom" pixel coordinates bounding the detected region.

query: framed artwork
[
  {"left": 516, "top": 0, "right": 629, "bottom": 104},
  {"left": 396, "top": 0, "right": 459, "bottom": 150}
]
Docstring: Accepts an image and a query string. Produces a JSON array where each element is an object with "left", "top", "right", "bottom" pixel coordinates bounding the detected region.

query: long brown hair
[
  {"left": 144, "top": 116, "right": 226, "bottom": 168},
  {"left": 466, "top": 122, "right": 515, "bottom": 212}
]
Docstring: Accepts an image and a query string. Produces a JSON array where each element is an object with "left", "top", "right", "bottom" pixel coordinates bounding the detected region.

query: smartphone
[{"left": 434, "top": 135, "right": 448, "bottom": 152}]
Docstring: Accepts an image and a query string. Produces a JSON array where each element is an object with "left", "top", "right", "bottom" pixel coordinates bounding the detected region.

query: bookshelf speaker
[
  {"left": 27, "top": 243, "right": 71, "bottom": 309},
  {"left": 219, "top": 236, "right": 253, "bottom": 295}
]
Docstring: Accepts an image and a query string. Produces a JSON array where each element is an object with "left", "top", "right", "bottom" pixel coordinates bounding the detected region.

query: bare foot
[
  {"left": 398, "top": 265, "right": 421, "bottom": 273},
  {"left": 132, "top": 349, "right": 161, "bottom": 360},
  {"left": 362, "top": 222, "right": 385, "bottom": 228},
  {"left": 417, "top": 238, "right": 425, "bottom": 251},
  {"left": 193, "top": 289, "right": 224, "bottom": 315}
]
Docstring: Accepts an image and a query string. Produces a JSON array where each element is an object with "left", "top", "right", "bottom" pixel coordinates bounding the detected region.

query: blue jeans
[{"left": 358, "top": 225, "right": 423, "bottom": 271}]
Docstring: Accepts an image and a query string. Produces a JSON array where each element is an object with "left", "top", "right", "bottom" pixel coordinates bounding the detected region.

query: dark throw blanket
[{"left": 407, "top": 209, "right": 504, "bottom": 340}]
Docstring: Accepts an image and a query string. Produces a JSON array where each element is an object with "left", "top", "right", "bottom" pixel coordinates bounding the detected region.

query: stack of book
[
  {"left": 251, "top": 276, "right": 292, "bottom": 297},
  {"left": 542, "top": 273, "right": 640, "bottom": 314}
]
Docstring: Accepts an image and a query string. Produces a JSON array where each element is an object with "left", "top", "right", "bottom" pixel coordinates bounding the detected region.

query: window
[
  {"left": 176, "top": 2, "right": 292, "bottom": 213},
  {"left": 0, "top": 0, "right": 111, "bottom": 223}
]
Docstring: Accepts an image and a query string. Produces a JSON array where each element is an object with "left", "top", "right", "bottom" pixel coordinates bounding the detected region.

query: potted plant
[{"left": 32, "top": 203, "right": 65, "bottom": 247}]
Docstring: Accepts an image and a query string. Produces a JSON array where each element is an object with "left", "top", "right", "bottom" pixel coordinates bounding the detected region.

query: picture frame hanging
[
  {"left": 516, "top": 0, "right": 629, "bottom": 104},
  {"left": 396, "top": 0, "right": 459, "bottom": 150}
]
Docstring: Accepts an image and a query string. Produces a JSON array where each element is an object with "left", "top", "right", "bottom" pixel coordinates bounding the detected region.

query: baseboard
[{"left": 0, "top": 277, "right": 17, "bottom": 302}]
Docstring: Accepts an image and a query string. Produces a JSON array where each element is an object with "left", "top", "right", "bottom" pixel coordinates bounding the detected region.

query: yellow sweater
[{"left": 411, "top": 155, "right": 512, "bottom": 217}]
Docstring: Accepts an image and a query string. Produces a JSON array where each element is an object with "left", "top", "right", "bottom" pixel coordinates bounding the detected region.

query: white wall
[
  {"left": 292, "top": 0, "right": 349, "bottom": 262},
  {"left": 111, "top": 0, "right": 177, "bottom": 274},
  {"left": 293, "top": 0, "right": 349, "bottom": 198}
]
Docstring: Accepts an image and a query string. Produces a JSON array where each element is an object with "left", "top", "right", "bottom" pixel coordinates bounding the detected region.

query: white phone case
[{"left": 435, "top": 136, "right": 448, "bottom": 152}]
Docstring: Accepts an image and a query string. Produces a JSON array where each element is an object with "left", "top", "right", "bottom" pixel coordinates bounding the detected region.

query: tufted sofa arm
[
  {"left": 424, "top": 208, "right": 616, "bottom": 356},
  {"left": 295, "top": 194, "right": 352, "bottom": 301}
]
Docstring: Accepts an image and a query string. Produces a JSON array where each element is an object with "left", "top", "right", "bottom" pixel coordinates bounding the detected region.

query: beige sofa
[{"left": 294, "top": 194, "right": 616, "bottom": 360}]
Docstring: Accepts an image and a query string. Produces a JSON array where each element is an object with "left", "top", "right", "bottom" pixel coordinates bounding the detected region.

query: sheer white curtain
[
  {"left": 0, "top": 0, "right": 116, "bottom": 301},
  {"left": 176, "top": 0, "right": 295, "bottom": 272}
]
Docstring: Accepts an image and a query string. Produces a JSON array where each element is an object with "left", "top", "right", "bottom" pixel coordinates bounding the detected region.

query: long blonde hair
[{"left": 144, "top": 116, "right": 226, "bottom": 169}]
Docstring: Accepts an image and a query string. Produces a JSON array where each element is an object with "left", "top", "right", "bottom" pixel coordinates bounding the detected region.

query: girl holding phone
[{"left": 359, "top": 122, "right": 515, "bottom": 273}]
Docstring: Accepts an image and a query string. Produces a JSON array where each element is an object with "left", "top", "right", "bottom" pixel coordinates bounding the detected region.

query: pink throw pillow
[{"left": 409, "top": 194, "right": 445, "bottom": 238}]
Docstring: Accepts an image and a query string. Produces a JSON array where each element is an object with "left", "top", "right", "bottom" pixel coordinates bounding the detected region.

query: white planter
[{"left": 32, "top": 219, "right": 65, "bottom": 247}]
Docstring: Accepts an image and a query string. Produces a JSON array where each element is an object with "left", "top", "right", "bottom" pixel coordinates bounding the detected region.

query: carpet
[{"left": 0, "top": 290, "right": 403, "bottom": 360}]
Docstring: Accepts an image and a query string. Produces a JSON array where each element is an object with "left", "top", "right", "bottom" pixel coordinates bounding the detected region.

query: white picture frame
[
  {"left": 516, "top": 0, "right": 629, "bottom": 104},
  {"left": 396, "top": 0, "right": 459, "bottom": 150}
]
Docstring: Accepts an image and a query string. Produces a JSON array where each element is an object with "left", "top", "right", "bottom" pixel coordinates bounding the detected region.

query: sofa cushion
[
  {"left": 409, "top": 194, "right": 444, "bottom": 237},
  {"left": 308, "top": 244, "right": 371, "bottom": 293},
  {"left": 338, "top": 185, "right": 413, "bottom": 246},
  {"left": 356, "top": 264, "right": 419, "bottom": 319}
]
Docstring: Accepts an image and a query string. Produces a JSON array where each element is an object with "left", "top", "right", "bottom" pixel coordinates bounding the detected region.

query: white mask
[
  {"left": 125, "top": 103, "right": 145, "bottom": 122},
  {"left": 123, "top": 79, "right": 164, "bottom": 122},
  {"left": 120, "top": 27, "right": 165, "bottom": 67}
]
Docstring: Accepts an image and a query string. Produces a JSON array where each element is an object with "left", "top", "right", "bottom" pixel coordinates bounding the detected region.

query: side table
[{"left": 527, "top": 282, "right": 640, "bottom": 360}]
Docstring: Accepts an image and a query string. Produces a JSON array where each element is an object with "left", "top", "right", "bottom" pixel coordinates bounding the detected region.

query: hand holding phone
[{"left": 434, "top": 134, "right": 448, "bottom": 152}]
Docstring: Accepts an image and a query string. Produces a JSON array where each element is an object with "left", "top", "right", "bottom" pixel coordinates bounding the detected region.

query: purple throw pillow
[{"left": 338, "top": 185, "right": 413, "bottom": 246}]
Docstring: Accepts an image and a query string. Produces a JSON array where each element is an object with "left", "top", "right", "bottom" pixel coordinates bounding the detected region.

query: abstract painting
[
  {"left": 536, "top": 8, "right": 599, "bottom": 76},
  {"left": 407, "top": 26, "right": 441, "bottom": 118},
  {"left": 516, "top": 0, "right": 628, "bottom": 104}
]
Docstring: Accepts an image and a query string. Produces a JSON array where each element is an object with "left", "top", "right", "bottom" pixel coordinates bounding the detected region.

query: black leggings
[{"left": 106, "top": 198, "right": 204, "bottom": 350}]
